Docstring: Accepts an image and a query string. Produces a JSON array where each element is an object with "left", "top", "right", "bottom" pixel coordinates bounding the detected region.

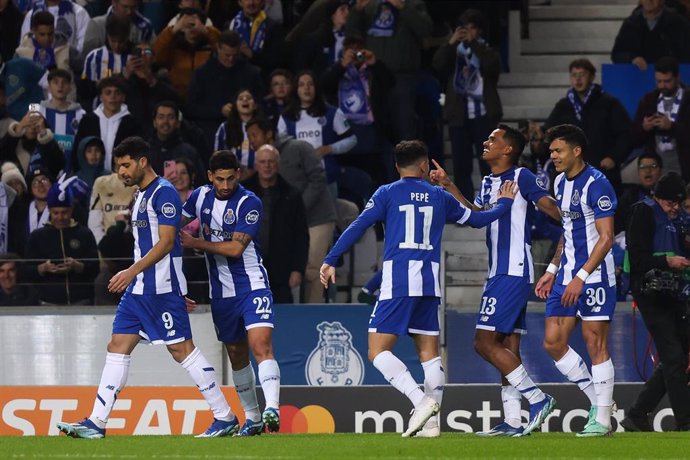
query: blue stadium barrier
[{"left": 601, "top": 63, "right": 690, "bottom": 117}]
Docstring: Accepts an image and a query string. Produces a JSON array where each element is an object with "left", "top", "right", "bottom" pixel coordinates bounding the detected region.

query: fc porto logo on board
[
  {"left": 224, "top": 208, "right": 235, "bottom": 225},
  {"left": 306, "top": 321, "right": 364, "bottom": 386}
]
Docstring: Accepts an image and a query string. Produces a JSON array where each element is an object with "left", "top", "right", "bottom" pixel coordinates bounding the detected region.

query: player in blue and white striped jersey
[
  {"left": 57, "top": 137, "right": 238, "bottom": 439},
  {"left": 431, "top": 125, "right": 562, "bottom": 437},
  {"left": 180, "top": 149, "right": 281, "bottom": 436},
  {"left": 320, "top": 140, "right": 518, "bottom": 438},
  {"left": 535, "top": 124, "right": 617, "bottom": 437}
]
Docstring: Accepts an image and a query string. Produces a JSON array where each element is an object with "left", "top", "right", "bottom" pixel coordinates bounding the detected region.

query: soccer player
[
  {"left": 534, "top": 124, "right": 617, "bottom": 437},
  {"left": 57, "top": 137, "right": 237, "bottom": 439},
  {"left": 430, "top": 124, "right": 561, "bottom": 437},
  {"left": 320, "top": 140, "right": 518, "bottom": 438},
  {"left": 179, "top": 148, "right": 281, "bottom": 436}
]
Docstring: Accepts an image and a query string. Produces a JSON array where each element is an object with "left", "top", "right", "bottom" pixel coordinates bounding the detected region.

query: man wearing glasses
[
  {"left": 615, "top": 151, "right": 663, "bottom": 235},
  {"left": 622, "top": 172, "right": 690, "bottom": 432}
]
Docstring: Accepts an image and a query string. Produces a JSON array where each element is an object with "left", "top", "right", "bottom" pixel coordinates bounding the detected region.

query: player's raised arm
[
  {"left": 452, "top": 180, "right": 518, "bottom": 228},
  {"left": 430, "top": 159, "right": 478, "bottom": 210}
]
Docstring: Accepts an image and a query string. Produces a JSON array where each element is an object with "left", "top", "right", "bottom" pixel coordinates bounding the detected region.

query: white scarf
[
  {"left": 656, "top": 87, "right": 683, "bottom": 152},
  {"left": 28, "top": 200, "right": 49, "bottom": 234}
]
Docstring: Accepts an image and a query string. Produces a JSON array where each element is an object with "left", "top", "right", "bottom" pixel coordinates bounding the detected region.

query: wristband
[
  {"left": 576, "top": 268, "right": 590, "bottom": 281},
  {"left": 546, "top": 263, "right": 558, "bottom": 275}
]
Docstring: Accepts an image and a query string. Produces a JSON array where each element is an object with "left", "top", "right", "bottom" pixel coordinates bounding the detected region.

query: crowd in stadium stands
[{"left": 2, "top": 0, "right": 690, "bottom": 306}]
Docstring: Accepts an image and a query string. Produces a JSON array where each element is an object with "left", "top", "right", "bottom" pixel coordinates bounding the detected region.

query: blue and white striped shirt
[
  {"left": 82, "top": 46, "right": 128, "bottom": 82},
  {"left": 182, "top": 184, "right": 269, "bottom": 299}
]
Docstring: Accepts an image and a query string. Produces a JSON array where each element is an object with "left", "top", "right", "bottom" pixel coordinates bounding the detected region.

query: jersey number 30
[{"left": 398, "top": 204, "right": 434, "bottom": 250}]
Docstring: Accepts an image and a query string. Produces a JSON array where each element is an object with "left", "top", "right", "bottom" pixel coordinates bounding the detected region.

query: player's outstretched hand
[
  {"left": 108, "top": 267, "right": 136, "bottom": 293},
  {"left": 185, "top": 296, "right": 197, "bottom": 313},
  {"left": 498, "top": 180, "right": 518, "bottom": 200},
  {"left": 534, "top": 272, "right": 555, "bottom": 299},
  {"left": 429, "top": 159, "right": 452, "bottom": 187},
  {"left": 179, "top": 230, "right": 196, "bottom": 249},
  {"left": 320, "top": 263, "right": 335, "bottom": 288}
]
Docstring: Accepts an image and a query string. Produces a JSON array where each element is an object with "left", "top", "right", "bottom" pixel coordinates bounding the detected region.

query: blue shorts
[
  {"left": 475, "top": 275, "right": 529, "bottom": 335},
  {"left": 211, "top": 289, "right": 274, "bottom": 343},
  {"left": 368, "top": 296, "right": 440, "bottom": 336},
  {"left": 545, "top": 281, "right": 616, "bottom": 321},
  {"left": 113, "top": 291, "right": 191, "bottom": 345}
]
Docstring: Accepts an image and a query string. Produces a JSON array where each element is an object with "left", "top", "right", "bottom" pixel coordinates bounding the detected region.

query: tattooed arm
[{"left": 179, "top": 230, "right": 252, "bottom": 258}]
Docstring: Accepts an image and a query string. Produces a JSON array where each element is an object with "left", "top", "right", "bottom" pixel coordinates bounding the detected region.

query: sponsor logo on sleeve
[
  {"left": 245, "top": 210, "right": 259, "bottom": 224},
  {"left": 161, "top": 202, "right": 177, "bottom": 218},
  {"left": 597, "top": 195, "right": 613, "bottom": 211},
  {"left": 364, "top": 199, "right": 374, "bottom": 210}
]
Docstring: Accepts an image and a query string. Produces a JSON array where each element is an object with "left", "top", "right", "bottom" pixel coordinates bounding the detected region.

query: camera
[
  {"left": 641, "top": 268, "right": 681, "bottom": 296},
  {"left": 356, "top": 51, "right": 365, "bottom": 63},
  {"left": 28, "top": 103, "right": 41, "bottom": 120}
]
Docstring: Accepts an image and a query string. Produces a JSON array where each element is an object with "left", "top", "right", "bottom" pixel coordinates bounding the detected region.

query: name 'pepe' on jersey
[
  {"left": 474, "top": 166, "right": 550, "bottom": 282},
  {"left": 324, "top": 177, "right": 513, "bottom": 300},
  {"left": 129, "top": 176, "right": 187, "bottom": 295},
  {"left": 553, "top": 164, "right": 617, "bottom": 287},
  {"left": 182, "top": 183, "right": 269, "bottom": 299}
]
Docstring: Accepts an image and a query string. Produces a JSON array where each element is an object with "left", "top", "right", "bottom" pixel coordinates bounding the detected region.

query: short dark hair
[
  {"left": 208, "top": 150, "right": 240, "bottom": 172},
  {"left": 637, "top": 150, "right": 663, "bottom": 169},
  {"left": 218, "top": 30, "right": 241, "bottom": 48},
  {"left": 153, "top": 100, "right": 180, "bottom": 119},
  {"left": 458, "top": 9, "right": 484, "bottom": 31},
  {"left": 270, "top": 68, "right": 292, "bottom": 82},
  {"left": 497, "top": 124, "right": 526, "bottom": 162},
  {"left": 655, "top": 56, "right": 679, "bottom": 76},
  {"left": 245, "top": 115, "right": 274, "bottom": 134},
  {"left": 112, "top": 136, "right": 151, "bottom": 161},
  {"left": 343, "top": 33, "right": 365, "bottom": 48},
  {"left": 544, "top": 124, "right": 588, "bottom": 154},
  {"left": 178, "top": 7, "right": 206, "bottom": 23},
  {"left": 0, "top": 253, "right": 20, "bottom": 265},
  {"left": 47, "top": 68, "right": 72, "bottom": 83},
  {"left": 105, "top": 14, "right": 131, "bottom": 40},
  {"left": 395, "top": 140, "right": 428, "bottom": 168},
  {"left": 569, "top": 58, "right": 596, "bottom": 77},
  {"left": 31, "top": 11, "right": 54, "bottom": 29},
  {"left": 97, "top": 75, "right": 126, "bottom": 94}
]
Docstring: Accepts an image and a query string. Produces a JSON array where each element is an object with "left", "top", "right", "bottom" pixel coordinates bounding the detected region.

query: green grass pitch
[{"left": 3, "top": 433, "right": 689, "bottom": 459}]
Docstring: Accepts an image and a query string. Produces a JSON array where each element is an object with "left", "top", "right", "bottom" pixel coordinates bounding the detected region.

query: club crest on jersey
[
  {"left": 536, "top": 176, "right": 547, "bottom": 190},
  {"left": 138, "top": 198, "right": 147, "bottom": 213},
  {"left": 161, "top": 202, "right": 176, "bottom": 218},
  {"left": 245, "top": 210, "right": 259, "bottom": 224},
  {"left": 597, "top": 195, "right": 613, "bottom": 211},
  {"left": 365, "top": 199, "right": 374, "bottom": 210},
  {"left": 306, "top": 321, "right": 364, "bottom": 386},
  {"left": 317, "top": 116, "right": 327, "bottom": 126},
  {"left": 571, "top": 189, "right": 580, "bottom": 206},
  {"left": 224, "top": 208, "right": 236, "bottom": 225}
]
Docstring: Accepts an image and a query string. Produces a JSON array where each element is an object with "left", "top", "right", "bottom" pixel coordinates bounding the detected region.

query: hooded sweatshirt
[{"left": 75, "top": 136, "right": 105, "bottom": 188}]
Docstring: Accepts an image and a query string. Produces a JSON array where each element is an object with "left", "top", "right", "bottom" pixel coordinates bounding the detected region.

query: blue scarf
[
  {"left": 367, "top": 1, "right": 397, "bottom": 37},
  {"left": 338, "top": 64, "right": 372, "bottom": 125},
  {"left": 31, "top": 38, "right": 56, "bottom": 70},
  {"left": 567, "top": 83, "right": 600, "bottom": 122},
  {"left": 231, "top": 10, "right": 268, "bottom": 53},
  {"left": 33, "top": 0, "right": 73, "bottom": 15}
]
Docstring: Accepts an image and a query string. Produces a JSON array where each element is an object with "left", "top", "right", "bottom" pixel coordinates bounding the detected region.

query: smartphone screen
[{"left": 164, "top": 160, "right": 177, "bottom": 180}]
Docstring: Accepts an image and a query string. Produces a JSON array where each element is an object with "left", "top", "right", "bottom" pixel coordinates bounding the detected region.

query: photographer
[{"left": 623, "top": 172, "right": 690, "bottom": 432}]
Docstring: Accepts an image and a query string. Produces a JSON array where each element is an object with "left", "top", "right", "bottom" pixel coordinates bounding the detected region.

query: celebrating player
[
  {"left": 179, "top": 148, "right": 281, "bottom": 436},
  {"left": 431, "top": 124, "right": 561, "bottom": 436},
  {"left": 57, "top": 137, "right": 237, "bottom": 439},
  {"left": 535, "top": 124, "right": 617, "bottom": 437},
  {"left": 320, "top": 140, "right": 518, "bottom": 438}
]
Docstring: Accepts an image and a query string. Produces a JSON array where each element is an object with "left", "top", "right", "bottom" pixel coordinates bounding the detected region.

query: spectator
[
  {"left": 246, "top": 116, "right": 336, "bottom": 303},
  {"left": 20, "top": 0, "right": 91, "bottom": 54},
  {"left": 0, "top": 254, "right": 39, "bottom": 306},
  {"left": 615, "top": 151, "right": 663, "bottom": 235},
  {"left": 278, "top": 70, "right": 357, "bottom": 192},
  {"left": 0, "top": 0, "right": 24, "bottom": 64},
  {"left": 1, "top": 162, "right": 27, "bottom": 197},
  {"left": 322, "top": 34, "right": 396, "bottom": 187},
  {"left": 346, "top": 0, "right": 432, "bottom": 142},
  {"left": 73, "top": 76, "right": 141, "bottom": 173},
  {"left": 432, "top": 9, "right": 501, "bottom": 200},
  {"left": 261, "top": 68, "right": 291, "bottom": 127},
  {"left": 227, "top": 0, "right": 285, "bottom": 77},
  {"left": 88, "top": 171, "right": 136, "bottom": 244},
  {"left": 632, "top": 56, "right": 690, "bottom": 181},
  {"left": 213, "top": 89, "right": 260, "bottom": 176},
  {"left": 0, "top": 178, "right": 15, "bottom": 257},
  {"left": 295, "top": 0, "right": 350, "bottom": 76},
  {"left": 168, "top": 0, "right": 215, "bottom": 28},
  {"left": 75, "top": 136, "right": 107, "bottom": 189},
  {"left": 149, "top": 101, "right": 205, "bottom": 181},
  {"left": 121, "top": 42, "right": 180, "bottom": 135},
  {"left": 2, "top": 110, "right": 64, "bottom": 179},
  {"left": 0, "top": 57, "right": 44, "bottom": 121},
  {"left": 82, "top": 0, "right": 156, "bottom": 57},
  {"left": 185, "top": 30, "right": 263, "bottom": 148},
  {"left": 541, "top": 58, "right": 631, "bottom": 194},
  {"left": 244, "top": 144, "right": 308, "bottom": 303},
  {"left": 611, "top": 0, "right": 690, "bottom": 69},
  {"left": 8, "top": 168, "right": 53, "bottom": 257},
  {"left": 153, "top": 7, "right": 220, "bottom": 102},
  {"left": 0, "top": 81, "right": 14, "bottom": 138},
  {"left": 79, "top": 14, "right": 133, "bottom": 110},
  {"left": 39, "top": 69, "right": 85, "bottom": 173}
]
